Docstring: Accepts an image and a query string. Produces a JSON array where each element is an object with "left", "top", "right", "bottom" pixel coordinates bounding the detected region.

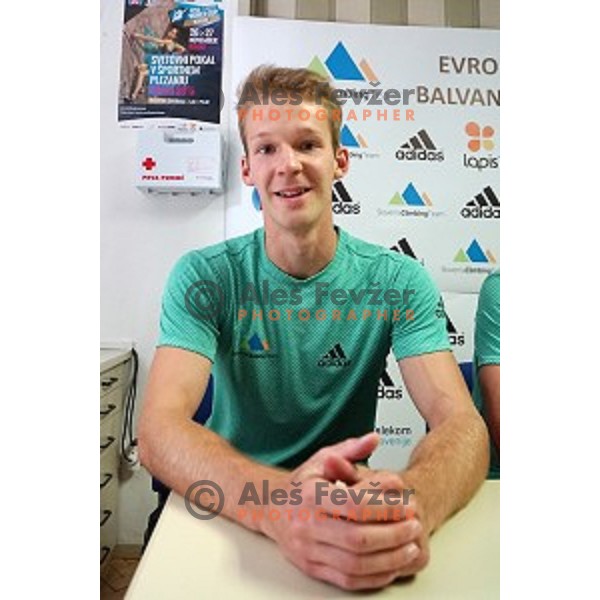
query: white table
[{"left": 126, "top": 481, "right": 499, "bottom": 598}]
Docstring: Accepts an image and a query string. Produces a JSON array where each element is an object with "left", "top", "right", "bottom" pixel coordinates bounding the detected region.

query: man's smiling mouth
[{"left": 274, "top": 187, "right": 311, "bottom": 199}]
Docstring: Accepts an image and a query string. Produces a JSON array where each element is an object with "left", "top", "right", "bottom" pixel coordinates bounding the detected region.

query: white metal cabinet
[{"left": 100, "top": 349, "right": 132, "bottom": 570}]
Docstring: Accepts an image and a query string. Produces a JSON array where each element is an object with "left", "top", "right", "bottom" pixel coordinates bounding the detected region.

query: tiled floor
[{"left": 101, "top": 554, "right": 141, "bottom": 599}]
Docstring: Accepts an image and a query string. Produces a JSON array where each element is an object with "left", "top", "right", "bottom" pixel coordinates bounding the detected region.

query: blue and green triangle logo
[
  {"left": 308, "top": 42, "right": 379, "bottom": 84},
  {"left": 389, "top": 183, "right": 433, "bottom": 207},
  {"left": 326, "top": 42, "right": 363, "bottom": 80},
  {"left": 340, "top": 124, "right": 368, "bottom": 148},
  {"left": 240, "top": 333, "right": 270, "bottom": 353},
  {"left": 307, "top": 56, "right": 329, "bottom": 79},
  {"left": 454, "top": 240, "right": 497, "bottom": 263}
]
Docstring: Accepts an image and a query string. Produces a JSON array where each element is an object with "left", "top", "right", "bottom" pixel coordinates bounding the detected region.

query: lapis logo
[
  {"left": 454, "top": 240, "right": 497, "bottom": 264},
  {"left": 463, "top": 122, "right": 499, "bottom": 171},
  {"left": 466, "top": 122, "right": 494, "bottom": 152},
  {"left": 308, "top": 42, "right": 379, "bottom": 84}
]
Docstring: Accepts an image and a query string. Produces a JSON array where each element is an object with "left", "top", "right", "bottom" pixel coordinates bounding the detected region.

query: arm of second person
[{"left": 479, "top": 364, "right": 500, "bottom": 451}]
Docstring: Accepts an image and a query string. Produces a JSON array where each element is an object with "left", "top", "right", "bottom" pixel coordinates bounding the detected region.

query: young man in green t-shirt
[{"left": 138, "top": 65, "right": 489, "bottom": 591}]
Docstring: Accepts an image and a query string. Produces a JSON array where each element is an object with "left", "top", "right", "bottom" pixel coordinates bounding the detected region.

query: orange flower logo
[{"left": 466, "top": 122, "right": 494, "bottom": 152}]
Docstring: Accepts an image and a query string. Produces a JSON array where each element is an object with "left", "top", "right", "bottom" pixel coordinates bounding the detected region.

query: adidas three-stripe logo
[
  {"left": 460, "top": 186, "right": 500, "bottom": 219},
  {"left": 390, "top": 237, "right": 417, "bottom": 259},
  {"left": 317, "top": 343, "right": 352, "bottom": 367},
  {"left": 445, "top": 314, "right": 465, "bottom": 346},
  {"left": 332, "top": 181, "right": 361, "bottom": 215},
  {"left": 389, "top": 238, "right": 425, "bottom": 266},
  {"left": 377, "top": 369, "right": 402, "bottom": 399},
  {"left": 395, "top": 129, "right": 444, "bottom": 162},
  {"left": 401, "top": 129, "right": 436, "bottom": 151}
]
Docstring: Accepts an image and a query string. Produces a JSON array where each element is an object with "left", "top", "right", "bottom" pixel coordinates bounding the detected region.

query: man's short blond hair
[{"left": 236, "top": 64, "right": 343, "bottom": 154}]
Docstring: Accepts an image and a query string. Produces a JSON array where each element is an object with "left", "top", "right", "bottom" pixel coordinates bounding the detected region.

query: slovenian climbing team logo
[
  {"left": 378, "top": 183, "right": 445, "bottom": 218},
  {"left": 308, "top": 41, "right": 380, "bottom": 84},
  {"left": 236, "top": 332, "right": 275, "bottom": 358}
]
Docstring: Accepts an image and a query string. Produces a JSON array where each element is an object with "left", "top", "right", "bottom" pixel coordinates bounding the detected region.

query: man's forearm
[
  {"left": 400, "top": 409, "right": 489, "bottom": 535},
  {"left": 138, "top": 416, "right": 285, "bottom": 533}
]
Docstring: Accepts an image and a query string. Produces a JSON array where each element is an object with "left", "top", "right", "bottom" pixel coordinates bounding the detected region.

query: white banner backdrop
[
  {"left": 370, "top": 291, "right": 478, "bottom": 468},
  {"left": 225, "top": 17, "right": 499, "bottom": 469}
]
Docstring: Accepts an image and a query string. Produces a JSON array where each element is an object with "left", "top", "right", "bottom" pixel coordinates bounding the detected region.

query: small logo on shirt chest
[{"left": 317, "top": 343, "right": 352, "bottom": 368}]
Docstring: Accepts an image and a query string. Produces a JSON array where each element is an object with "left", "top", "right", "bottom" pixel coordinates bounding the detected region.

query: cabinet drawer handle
[
  {"left": 100, "top": 509, "right": 112, "bottom": 527},
  {"left": 100, "top": 403, "right": 116, "bottom": 418},
  {"left": 100, "top": 546, "right": 111, "bottom": 565},
  {"left": 101, "top": 376, "right": 119, "bottom": 389},
  {"left": 100, "top": 436, "right": 115, "bottom": 451},
  {"left": 100, "top": 473, "right": 113, "bottom": 489}
]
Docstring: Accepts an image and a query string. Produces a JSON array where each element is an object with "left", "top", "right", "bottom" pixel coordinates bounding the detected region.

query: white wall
[{"left": 100, "top": 0, "right": 231, "bottom": 544}]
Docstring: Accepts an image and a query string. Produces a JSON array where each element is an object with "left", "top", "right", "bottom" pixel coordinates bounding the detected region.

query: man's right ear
[{"left": 241, "top": 156, "right": 253, "bottom": 186}]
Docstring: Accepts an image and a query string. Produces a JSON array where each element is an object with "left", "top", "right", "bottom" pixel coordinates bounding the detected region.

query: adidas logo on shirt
[
  {"left": 317, "top": 343, "right": 352, "bottom": 367},
  {"left": 377, "top": 369, "right": 402, "bottom": 400},
  {"left": 395, "top": 129, "right": 444, "bottom": 162}
]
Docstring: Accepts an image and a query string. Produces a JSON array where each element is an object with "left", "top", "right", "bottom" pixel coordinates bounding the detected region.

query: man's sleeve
[
  {"left": 157, "top": 251, "right": 221, "bottom": 361},
  {"left": 391, "top": 260, "right": 451, "bottom": 361},
  {"left": 474, "top": 272, "right": 500, "bottom": 368}
]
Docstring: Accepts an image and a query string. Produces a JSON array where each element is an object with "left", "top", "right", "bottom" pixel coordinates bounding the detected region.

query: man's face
[{"left": 241, "top": 101, "right": 349, "bottom": 235}]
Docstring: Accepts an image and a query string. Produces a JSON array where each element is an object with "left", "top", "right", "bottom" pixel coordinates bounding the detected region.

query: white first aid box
[{"left": 136, "top": 128, "right": 224, "bottom": 194}]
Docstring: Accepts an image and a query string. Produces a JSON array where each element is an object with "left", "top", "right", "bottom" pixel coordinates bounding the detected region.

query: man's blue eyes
[{"left": 257, "top": 142, "right": 318, "bottom": 154}]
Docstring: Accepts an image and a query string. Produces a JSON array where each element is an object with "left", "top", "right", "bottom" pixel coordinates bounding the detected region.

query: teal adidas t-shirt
[
  {"left": 158, "top": 227, "right": 450, "bottom": 469},
  {"left": 472, "top": 270, "right": 500, "bottom": 479}
]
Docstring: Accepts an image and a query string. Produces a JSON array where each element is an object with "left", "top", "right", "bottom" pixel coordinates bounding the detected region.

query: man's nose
[{"left": 276, "top": 146, "right": 302, "bottom": 175}]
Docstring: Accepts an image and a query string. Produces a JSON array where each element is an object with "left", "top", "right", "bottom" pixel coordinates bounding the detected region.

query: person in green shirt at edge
[
  {"left": 472, "top": 270, "right": 500, "bottom": 479},
  {"left": 138, "top": 65, "right": 489, "bottom": 592}
]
